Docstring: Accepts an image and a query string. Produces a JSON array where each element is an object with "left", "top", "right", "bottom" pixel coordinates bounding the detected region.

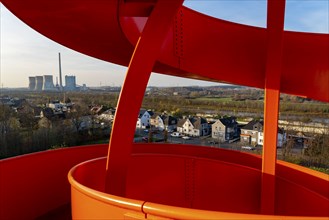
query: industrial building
[
  {"left": 28, "top": 75, "right": 56, "bottom": 91},
  {"left": 64, "top": 75, "right": 77, "bottom": 91},
  {"left": 28, "top": 74, "right": 79, "bottom": 91}
]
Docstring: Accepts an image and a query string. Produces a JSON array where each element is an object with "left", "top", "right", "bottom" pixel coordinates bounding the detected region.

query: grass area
[
  {"left": 194, "top": 97, "right": 232, "bottom": 102},
  {"left": 82, "top": 139, "right": 110, "bottom": 145}
]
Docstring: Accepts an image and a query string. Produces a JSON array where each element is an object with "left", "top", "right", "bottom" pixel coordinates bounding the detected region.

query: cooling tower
[
  {"left": 42, "top": 75, "right": 55, "bottom": 91},
  {"left": 65, "top": 75, "right": 76, "bottom": 91},
  {"left": 28, "top": 77, "right": 36, "bottom": 90},
  {"left": 35, "top": 76, "right": 44, "bottom": 91},
  {"left": 59, "top": 53, "right": 63, "bottom": 91}
]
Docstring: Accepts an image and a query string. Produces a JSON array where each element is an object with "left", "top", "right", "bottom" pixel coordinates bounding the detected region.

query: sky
[{"left": 0, "top": 0, "right": 328, "bottom": 88}]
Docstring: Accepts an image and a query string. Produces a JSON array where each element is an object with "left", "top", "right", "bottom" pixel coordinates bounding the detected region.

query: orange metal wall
[
  {"left": 69, "top": 144, "right": 329, "bottom": 219},
  {"left": 0, "top": 0, "right": 328, "bottom": 219},
  {"left": 0, "top": 144, "right": 108, "bottom": 220}
]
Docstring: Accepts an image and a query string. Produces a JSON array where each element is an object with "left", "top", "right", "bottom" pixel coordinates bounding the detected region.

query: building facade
[
  {"left": 136, "top": 110, "right": 154, "bottom": 129},
  {"left": 212, "top": 117, "right": 238, "bottom": 142},
  {"left": 241, "top": 120, "right": 286, "bottom": 147},
  {"left": 150, "top": 114, "right": 177, "bottom": 131},
  {"left": 177, "top": 117, "right": 210, "bottom": 137}
]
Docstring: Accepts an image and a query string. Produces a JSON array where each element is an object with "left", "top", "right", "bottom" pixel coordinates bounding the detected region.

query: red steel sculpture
[{"left": 0, "top": 0, "right": 328, "bottom": 219}]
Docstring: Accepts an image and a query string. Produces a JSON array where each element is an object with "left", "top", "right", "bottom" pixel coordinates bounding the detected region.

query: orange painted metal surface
[
  {"left": 0, "top": 0, "right": 328, "bottom": 219},
  {"left": 68, "top": 144, "right": 329, "bottom": 219},
  {"left": 0, "top": 144, "right": 108, "bottom": 220},
  {"left": 261, "top": 0, "right": 285, "bottom": 214},
  {"left": 106, "top": 0, "right": 184, "bottom": 197}
]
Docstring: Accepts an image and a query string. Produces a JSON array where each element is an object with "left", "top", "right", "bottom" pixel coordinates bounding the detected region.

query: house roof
[
  {"left": 150, "top": 113, "right": 159, "bottom": 120},
  {"left": 242, "top": 120, "right": 264, "bottom": 131},
  {"left": 177, "top": 117, "right": 207, "bottom": 129},
  {"left": 192, "top": 117, "right": 207, "bottom": 129},
  {"left": 162, "top": 115, "right": 177, "bottom": 126},
  {"left": 139, "top": 109, "right": 154, "bottom": 118},
  {"left": 218, "top": 117, "right": 237, "bottom": 127},
  {"left": 177, "top": 118, "right": 187, "bottom": 127},
  {"left": 90, "top": 105, "right": 104, "bottom": 114}
]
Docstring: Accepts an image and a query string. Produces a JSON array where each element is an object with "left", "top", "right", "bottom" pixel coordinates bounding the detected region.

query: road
[{"left": 134, "top": 128, "right": 305, "bottom": 157}]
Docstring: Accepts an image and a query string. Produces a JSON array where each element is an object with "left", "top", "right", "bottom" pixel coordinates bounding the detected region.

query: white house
[
  {"left": 241, "top": 120, "right": 286, "bottom": 147},
  {"left": 257, "top": 128, "right": 286, "bottom": 147},
  {"left": 212, "top": 117, "right": 239, "bottom": 142},
  {"left": 98, "top": 109, "right": 115, "bottom": 122},
  {"left": 177, "top": 117, "right": 210, "bottom": 137},
  {"left": 136, "top": 109, "right": 154, "bottom": 129},
  {"left": 150, "top": 114, "right": 178, "bottom": 131}
]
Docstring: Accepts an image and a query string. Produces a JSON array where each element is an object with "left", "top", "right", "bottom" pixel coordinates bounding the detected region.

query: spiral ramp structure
[{"left": 0, "top": 0, "right": 328, "bottom": 219}]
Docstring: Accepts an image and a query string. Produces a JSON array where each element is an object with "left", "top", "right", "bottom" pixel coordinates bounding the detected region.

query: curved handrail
[{"left": 68, "top": 149, "right": 329, "bottom": 219}]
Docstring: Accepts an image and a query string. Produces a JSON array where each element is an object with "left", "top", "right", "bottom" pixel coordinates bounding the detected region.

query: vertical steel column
[
  {"left": 105, "top": 0, "right": 184, "bottom": 196},
  {"left": 261, "top": 0, "right": 286, "bottom": 214},
  {"left": 261, "top": 0, "right": 285, "bottom": 214}
]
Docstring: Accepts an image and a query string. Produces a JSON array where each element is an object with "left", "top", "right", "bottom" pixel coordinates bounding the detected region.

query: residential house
[
  {"left": 0, "top": 96, "right": 14, "bottom": 106},
  {"left": 212, "top": 117, "right": 238, "bottom": 142},
  {"left": 98, "top": 108, "right": 116, "bottom": 122},
  {"left": 240, "top": 120, "right": 264, "bottom": 146},
  {"left": 177, "top": 117, "right": 210, "bottom": 137},
  {"left": 90, "top": 105, "right": 104, "bottom": 115},
  {"left": 150, "top": 114, "right": 177, "bottom": 131},
  {"left": 40, "top": 107, "right": 66, "bottom": 119},
  {"left": 136, "top": 109, "right": 154, "bottom": 128},
  {"left": 257, "top": 127, "right": 286, "bottom": 147},
  {"left": 241, "top": 120, "right": 286, "bottom": 147},
  {"left": 47, "top": 100, "right": 64, "bottom": 112}
]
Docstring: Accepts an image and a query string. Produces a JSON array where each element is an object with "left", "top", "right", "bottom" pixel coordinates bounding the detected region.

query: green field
[{"left": 194, "top": 97, "right": 232, "bottom": 102}]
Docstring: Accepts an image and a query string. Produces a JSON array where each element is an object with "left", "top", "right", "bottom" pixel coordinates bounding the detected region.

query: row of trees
[
  {"left": 0, "top": 102, "right": 110, "bottom": 159},
  {"left": 281, "top": 123, "right": 329, "bottom": 174}
]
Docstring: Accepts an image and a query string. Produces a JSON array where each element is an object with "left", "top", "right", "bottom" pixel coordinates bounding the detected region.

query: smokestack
[{"left": 59, "top": 53, "right": 63, "bottom": 91}]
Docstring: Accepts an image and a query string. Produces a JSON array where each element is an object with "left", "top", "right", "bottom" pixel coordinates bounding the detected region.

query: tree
[
  {"left": 304, "top": 132, "right": 329, "bottom": 167},
  {"left": 0, "top": 104, "right": 13, "bottom": 134},
  {"left": 68, "top": 104, "right": 88, "bottom": 132},
  {"left": 164, "top": 129, "right": 168, "bottom": 143}
]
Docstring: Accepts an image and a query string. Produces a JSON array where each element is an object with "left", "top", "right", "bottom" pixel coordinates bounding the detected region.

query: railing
[
  {"left": 69, "top": 143, "right": 329, "bottom": 219},
  {"left": 0, "top": 143, "right": 327, "bottom": 219}
]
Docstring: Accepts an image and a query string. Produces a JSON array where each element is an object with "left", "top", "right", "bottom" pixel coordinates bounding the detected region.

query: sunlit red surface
[{"left": 0, "top": 0, "right": 328, "bottom": 219}]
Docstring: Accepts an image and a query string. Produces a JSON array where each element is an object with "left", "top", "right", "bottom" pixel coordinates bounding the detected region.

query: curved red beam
[{"left": 1, "top": 0, "right": 328, "bottom": 102}]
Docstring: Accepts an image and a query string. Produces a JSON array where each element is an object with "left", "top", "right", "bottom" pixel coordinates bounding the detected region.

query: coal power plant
[
  {"left": 65, "top": 75, "right": 76, "bottom": 91},
  {"left": 28, "top": 53, "right": 85, "bottom": 92},
  {"left": 28, "top": 77, "right": 36, "bottom": 90},
  {"left": 28, "top": 74, "right": 81, "bottom": 91},
  {"left": 28, "top": 75, "right": 56, "bottom": 91}
]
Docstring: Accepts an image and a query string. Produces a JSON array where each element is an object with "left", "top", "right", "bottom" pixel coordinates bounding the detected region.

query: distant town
[{"left": 0, "top": 85, "right": 328, "bottom": 173}]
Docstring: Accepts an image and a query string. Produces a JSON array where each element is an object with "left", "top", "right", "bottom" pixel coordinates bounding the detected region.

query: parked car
[
  {"left": 171, "top": 132, "right": 182, "bottom": 137},
  {"left": 241, "top": 146, "right": 255, "bottom": 150}
]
